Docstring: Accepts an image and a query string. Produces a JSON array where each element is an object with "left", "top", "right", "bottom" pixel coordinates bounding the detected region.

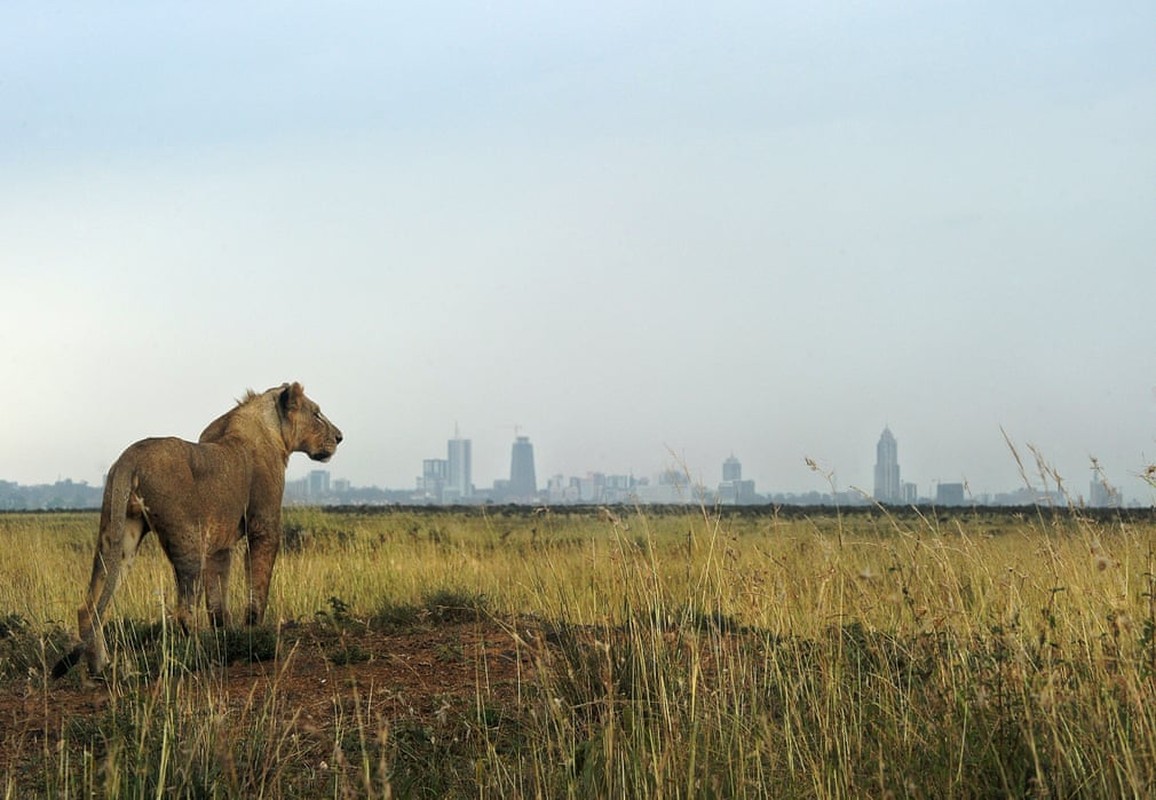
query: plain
[{"left": 2, "top": 504, "right": 1155, "bottom": 798}]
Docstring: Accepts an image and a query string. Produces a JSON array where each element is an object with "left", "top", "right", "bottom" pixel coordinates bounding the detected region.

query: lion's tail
[{"left": 52, "top": 463, "right": 136, "bottom": 679}]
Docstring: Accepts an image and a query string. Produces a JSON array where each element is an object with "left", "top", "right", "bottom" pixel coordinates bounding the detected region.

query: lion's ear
[{"left": 278, "top": 382, "right": 305, "bottom": 413}]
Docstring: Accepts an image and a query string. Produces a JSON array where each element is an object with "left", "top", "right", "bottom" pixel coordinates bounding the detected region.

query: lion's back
[{"left": 110, "top": 437, "right": 252, "bottom": 531}]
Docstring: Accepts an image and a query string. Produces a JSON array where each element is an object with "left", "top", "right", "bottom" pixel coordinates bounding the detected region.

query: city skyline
[
  {"left": 285, "top": 423, "right": 1144, "bottom": 507},
  {"left": 377, "top": 423, "right": 1152, "bottom": 506},
  {"left": 1, "top": 415, "right": 1150, "bottom": 507},
  {"left": 279, "top": 443, "right": 1127, "bottom": 508},
  {"left": 1, "top": 416, "right": 1150, "bottom": 507},
  {"left": 0, "top": 421, "right": 1142, "bottom": 508}
]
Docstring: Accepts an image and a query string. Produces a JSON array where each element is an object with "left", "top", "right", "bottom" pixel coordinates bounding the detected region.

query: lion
[{"left": 52, "top": 382, "right": 343, "bottom": 678}]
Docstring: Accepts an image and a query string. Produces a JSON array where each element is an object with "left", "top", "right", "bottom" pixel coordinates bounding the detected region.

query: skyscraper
[
  {"left": 509, "top": 435, "right": 537, "bottom": 500},
  {"left": 722, "top": 455, "right": 742, "bottom": 482},
  {"left": 308, "top": 469, "right": 330, "bottom": 498},
  {"left": 446, "top": 427, "right": 472, "bottom": 502},
  {"left": 718, "top": 454, "right": 758, "bottom": 504},
  {"left": 873, "top": 427, "right": 901, "bottom": 503},
  {"left": 421, "top": 458, "right": 448, "bottom": 502}
]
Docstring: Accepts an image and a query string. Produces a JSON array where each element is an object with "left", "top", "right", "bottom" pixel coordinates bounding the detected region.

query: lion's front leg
[{"left": 244, "top": 520, "right": 280, "bottom": 626}]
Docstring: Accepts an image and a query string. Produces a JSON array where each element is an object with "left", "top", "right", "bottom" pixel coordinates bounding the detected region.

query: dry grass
[{"left": 2, "top": 502, "right": 1156, "bottom": 797}]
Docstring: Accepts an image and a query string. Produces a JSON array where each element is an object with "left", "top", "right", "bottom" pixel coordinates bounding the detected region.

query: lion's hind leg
[{"left": 203, "top": 546, "right": 234, "bottom": 628}]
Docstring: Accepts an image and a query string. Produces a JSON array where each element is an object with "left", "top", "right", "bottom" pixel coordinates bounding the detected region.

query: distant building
[
  {"left": 284, "top": 476, "right": 308, "bottom": 502},
  {"left": 545, "top": 472, "right": 641, "bottom": 504},
  {"left": 308, "top": 470, "right": 330, "bottom": 498},
  {"left": 576, "top": 473, "right": 603, "bottom": 502},
  {"left": 1089, "top": 480, "right": 1121, "bottom": 508},
  {"left": 508, "top": 436, "right": 538, "bottom": 501},
  {"left": 873, "top": 427, "right": 901, "bottom": 503},
  {"left": 544, "top": 472, "right": 634, "bottom": 504},
  {"left": 992, "top": 486, "right": 1065, "bottom": 506},
  {"left": 420, "top": 458, "right": 448, "bottom": 502},
  {"left": 722, "top": 455, "right": 742, "bottom": 482},
  {"left": 0, "top": 478, "right": 103, "bottom": 510},
  {"left": 286, "top": 473, "right": 333, "bottom": 504},
  {"left": 447, "top": 430, "right": 472, "bottom": 501},
  {"left": 634, "top": 469, "right": 708, "bottom": 504},
  {"left": 547, "top": 474, "right": 578, "bottom": 504},
  {"left": 718, "top": 455, "right": 758, "bottom": 504},
  {"left": 719, "top": 480, "right": 759, "bottom": 505},
  {"left": 936, "top": 482, "right": 966, "bottom": 506}
]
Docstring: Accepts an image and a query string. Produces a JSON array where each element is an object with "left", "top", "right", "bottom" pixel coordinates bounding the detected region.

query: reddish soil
[{"left": 0, "top": 619, "right": 542, "bottom": 789}]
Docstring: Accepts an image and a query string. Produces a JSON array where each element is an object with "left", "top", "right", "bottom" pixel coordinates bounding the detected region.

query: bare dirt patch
[{"left": 0, "top": 619, "right": 541, "bottom": 793}]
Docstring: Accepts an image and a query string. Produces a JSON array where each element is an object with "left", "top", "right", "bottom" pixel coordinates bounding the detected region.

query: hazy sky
[{"left": 3, "top": 2, "right": 1154, "bottom": 502}]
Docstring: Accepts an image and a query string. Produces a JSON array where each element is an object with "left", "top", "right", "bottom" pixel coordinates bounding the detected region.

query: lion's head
[{"left": 278, "top": 382, "right": 343, "bottom": 462}]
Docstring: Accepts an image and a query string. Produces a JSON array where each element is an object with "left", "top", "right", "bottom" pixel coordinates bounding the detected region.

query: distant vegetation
[
  {"left": 0, "top": 479, "right": 101, "bottom": 510},
  {"left": 3, "top": 505, "right": 1156, "bottom": 796}
]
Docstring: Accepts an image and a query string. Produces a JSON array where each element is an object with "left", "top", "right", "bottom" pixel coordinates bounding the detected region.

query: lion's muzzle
[{"left": 309, "top": 421, "right": 343, "bottom": 462}]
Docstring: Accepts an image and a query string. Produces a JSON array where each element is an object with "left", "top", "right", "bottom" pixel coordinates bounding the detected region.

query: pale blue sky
[{"left": 2, "top": 2, "right": 1154, "bottom": 501}]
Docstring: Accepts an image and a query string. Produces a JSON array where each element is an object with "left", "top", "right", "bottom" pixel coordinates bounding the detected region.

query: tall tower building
[
  {"left": 873, "top": 426, "right": 901, "bottom": 503},
  {"left": 308, "top": 469, "right": 330, "bottom": 498},
  {"left": 446, "top": 427, "right": 472, "bottom": 502},
  {"left": 722, "top": 455, "right": 742, "bottom": 482},
  {"left": 421, "top": 458, "right": 448, "bottom": 502},
  {"left": 509, "top": 436, "right": 538, "bottom": 500}
]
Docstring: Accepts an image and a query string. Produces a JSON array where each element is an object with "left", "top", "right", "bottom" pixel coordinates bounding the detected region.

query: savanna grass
[{"left": 2, "top": 502, "right": 1156, "bottom": 797}]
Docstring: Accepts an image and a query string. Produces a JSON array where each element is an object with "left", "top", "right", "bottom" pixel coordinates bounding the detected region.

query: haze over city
[{"left": 2, "top": 3, "right": 1154, "bottom": 503}]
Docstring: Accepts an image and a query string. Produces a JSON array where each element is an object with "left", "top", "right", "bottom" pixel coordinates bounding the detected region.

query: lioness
[{"left": 53, "top": 382, "right": 343, "bottom": 678}]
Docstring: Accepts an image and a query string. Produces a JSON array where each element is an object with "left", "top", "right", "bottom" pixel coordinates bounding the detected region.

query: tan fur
[{"left": 53, "top": 382, "right": 342, "bottom": 678}]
